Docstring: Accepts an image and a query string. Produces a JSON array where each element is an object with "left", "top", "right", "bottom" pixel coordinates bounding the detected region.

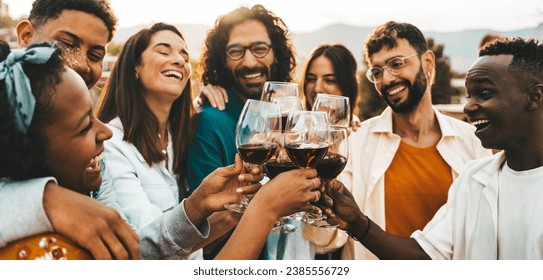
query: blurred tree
[
  {"left": 0, "top": 16, "right": 17, "bottom": 28},
  {"left": 428, "top": 38, "right": 459, "bottom": 104},
  {"left": 357, "top": 60, "right": 386, "bottom": 121},
  {"left": 106, "top": 42, "right": 123, "bottom": 56}
]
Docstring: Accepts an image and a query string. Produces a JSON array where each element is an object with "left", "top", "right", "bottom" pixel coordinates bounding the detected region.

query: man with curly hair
[
  {"left": 328, "top": 37, "right": 543, "bottom": 260},
  {"left": 186, "top": 4, "right": 297, "bottom": 259},
  {"left": 0, "top": 0, "right": 135, "bottom": 260}
]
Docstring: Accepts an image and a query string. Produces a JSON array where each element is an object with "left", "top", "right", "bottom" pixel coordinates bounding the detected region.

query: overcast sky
[{"left": 5, "top": 0, "right": 543, "bottom": 33}]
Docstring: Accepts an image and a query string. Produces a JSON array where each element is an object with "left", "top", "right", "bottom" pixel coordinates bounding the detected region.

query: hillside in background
[{"left": 112, "top": 22, "right": 543, "bottom": 74}]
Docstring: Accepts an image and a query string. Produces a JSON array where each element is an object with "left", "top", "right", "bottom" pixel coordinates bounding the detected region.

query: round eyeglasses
[
  {"left": 226, "top": 41, "right": 272, "bottom": 61},
  {"left": 365, "top": 52, "right": 420, "bottom": 83}
]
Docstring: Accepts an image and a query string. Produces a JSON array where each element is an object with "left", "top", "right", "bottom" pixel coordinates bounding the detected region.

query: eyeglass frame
[
  {"left": 225, "top": 41, "right": 272, "bottom": 61},
  {"left": 365, "top": 52, "right": 421, "bottom": 83}
]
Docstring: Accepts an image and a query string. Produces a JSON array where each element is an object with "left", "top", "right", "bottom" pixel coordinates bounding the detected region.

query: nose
[
  {"left": 314, "top": 78, "right": 325, "bottom": 93},
  {"left": 241, "top": 49, "right": 258, "bottom": 67},
  {"left": 96, "top": 120, "right": 112, "bottom": 143},
  {"left": 172, "top": 53, "right": 187, "bottom": 66},
  {"left": 381, "top": 67, "right": 397, "bottom": 84},
  {"left": 64, "top": 50, "right": 91, "bottom": 77},
  {"left": 463, "top": 97, "right": 477, "bottom": 117}
]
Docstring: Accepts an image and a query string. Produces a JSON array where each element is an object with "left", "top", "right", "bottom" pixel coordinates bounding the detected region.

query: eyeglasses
[
  {"left": 366, "top": 52, "right": 421, "bottom": 83},
  {"left": 226, "top": 41, "right": 272, "bottom": 61}
]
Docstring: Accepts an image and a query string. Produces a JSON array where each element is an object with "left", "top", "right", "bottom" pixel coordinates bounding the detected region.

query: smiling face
[
  {"left": 225, "top": 19, "right": 275, "bottom": 100},
  {"left": 135, "top": 30, "right": 190, "bottom": 105},
  {"left": 368, "top": 39, "right": 429, "bottom": 113},
  {"left": 464, "top": 54, "right": 529, "bottom": 150},
  {"left": 18, "top": 10, "right": 110, "bottom": 89},
  {"left": 304, "top": 55, "right": 343, "bottom": 108},
  {"left": 42, "top": 68, "right": 112, "bottom": 194}
]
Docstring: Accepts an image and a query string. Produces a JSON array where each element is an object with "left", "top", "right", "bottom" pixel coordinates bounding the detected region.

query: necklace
[{"left": 158, "top": 133, "right": 167, "bottom": 155}]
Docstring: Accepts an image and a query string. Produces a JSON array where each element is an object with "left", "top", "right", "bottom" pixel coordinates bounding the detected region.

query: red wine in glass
[
  {"left": 285, "top": 141, "right": 329, "bottom": 168},
  {"left": 315, "top": 153, "right": 348, "bottom": 181},
  {"left": 263, "top": 160, "right": 298, "bottom": 179},
  {"left": 237, "top": 142, "right": 278, "bottom": 165}
]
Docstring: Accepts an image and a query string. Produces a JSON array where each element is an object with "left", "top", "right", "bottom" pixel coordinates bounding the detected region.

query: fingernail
[
  {"left": 236, "top": 187, "right": 243, "bottom": 194},
  {"left": 238, "top": 175, "right": 245, "bottom": 181}
]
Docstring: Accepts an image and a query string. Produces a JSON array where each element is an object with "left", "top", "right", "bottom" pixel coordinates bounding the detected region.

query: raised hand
[
  {"left": 323, "top": 179, "right": 363, "bottom": 230},
  {"left": 43, "top": 182, "right": 140, "bottom": 260},
  {"left": 191, "top": 154, "right": 263, "bottom": 215},
  {"left": 251, "top": 168, "right": 322, "bottom": 219},
  {"left": 195, "top": 84, "right": 228, "bottom": 110}
]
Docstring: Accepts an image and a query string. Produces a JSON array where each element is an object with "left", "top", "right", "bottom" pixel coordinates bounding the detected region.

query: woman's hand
[
  {"left": 190, "top": 154, "right": 263, "bottom": 216},
  {"left": 250, "top": 168, "right": 322, "bottom": 220},
  {"left": 195, "top": 85, "right": 228, "bottom": 110}
]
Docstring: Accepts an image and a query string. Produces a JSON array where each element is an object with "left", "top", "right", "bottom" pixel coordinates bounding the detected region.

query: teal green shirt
[{"left": 187, "top": 88, "right": 245, "bottom": 193}]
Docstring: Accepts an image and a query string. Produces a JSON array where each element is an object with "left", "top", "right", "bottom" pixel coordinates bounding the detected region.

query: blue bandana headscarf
[{"left": 0, "top": 46, "right": 56, "bottom": 134}]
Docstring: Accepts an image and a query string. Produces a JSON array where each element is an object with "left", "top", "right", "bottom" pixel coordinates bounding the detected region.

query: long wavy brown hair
[
  {"left": 200, "top": 4, "right": 296, "bottom": 87},
  {"left": 96, "top": 23, "right": 195, "bottom": 188}
]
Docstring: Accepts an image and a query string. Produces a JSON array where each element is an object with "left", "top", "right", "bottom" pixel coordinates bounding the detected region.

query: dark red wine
[
  {"left": 263, "top": 160, "right": 298, "bottom": 179},
  {"left": 316, "top": 153, "right": 347, "bottom": 181},
  {"left": 285, "top": 142, "right": 329, "bottom": 168},
  {"left": 237, "top": 143, "right": 278, "bottom": 165}
]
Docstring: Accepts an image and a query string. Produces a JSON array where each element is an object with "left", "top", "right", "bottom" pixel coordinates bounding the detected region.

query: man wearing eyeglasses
[
  {"left": 332, "top": 21, "right": 491, "bottom": 260},
  {"left": 186, "top": 5, "right": 297, "bottom": 259}
]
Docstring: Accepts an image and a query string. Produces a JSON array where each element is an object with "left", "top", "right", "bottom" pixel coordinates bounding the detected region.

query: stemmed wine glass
[
  {"left": 224, "top": 99, "right": 281, "bottom": 213},
  {"left": 284, "top": 110, "right": 330, "bottom": 223},
  {"left": 260, "top": 81, "right": 301, "bottom": 102},
  {"left": 311, "top": 127, "right": 349, "bottom": 228},
  {"left": 262, "top": 96, "right": 304, "bottom": 233},
  {"left": 312, "top": 94, "right": 351, "bottom": 128}
]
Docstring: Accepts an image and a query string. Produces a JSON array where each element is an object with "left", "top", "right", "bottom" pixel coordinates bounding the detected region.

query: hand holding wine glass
[{"left": 224, "top": 99, "right": 281, "bottom": 213}]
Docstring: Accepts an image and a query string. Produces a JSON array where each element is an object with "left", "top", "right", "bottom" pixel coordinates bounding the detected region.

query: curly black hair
[
  {"left": 0, "top": 43, "right": 65, "bottom": 180},
  {"left": 200, "top": 4, "right": 296, "bottom": 88},
  {"left": 364, "top": 21, "right": 428, "bottom": 62},
  {"left": 29, "top": 0, "right": 117, "bottom": 42},
  {"left": 480, "top": 37, "right": 543, "bottom": 79}
]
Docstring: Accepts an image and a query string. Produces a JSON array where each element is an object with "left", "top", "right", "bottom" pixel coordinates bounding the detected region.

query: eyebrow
[
  {"left": 74, "top": 108, "right": 92, "bottom": 131},
  {"left": 59, "top": 31, "right": 106, "bottom": 53}
]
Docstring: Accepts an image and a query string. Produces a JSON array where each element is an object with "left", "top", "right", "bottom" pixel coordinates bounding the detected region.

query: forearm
[
  {"left": 347, "top": 215, "right": 430, "bottom": 260},
  {"left": 191, "top": 211, "right": 240, "bottom": 251},
  {"left": 214, "top": 203, "right": 275, "bottom": 260}
]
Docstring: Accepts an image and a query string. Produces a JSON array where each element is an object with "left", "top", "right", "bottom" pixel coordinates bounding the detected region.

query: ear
[
  {"left": 16, "top": 20, "right": 35, "bottom": 47},
  {"left": 422, "top": 50, "right": 436, "bottom": 74},
  {"left": 526, "top": 84, "right": 543, "bottom": 111}
]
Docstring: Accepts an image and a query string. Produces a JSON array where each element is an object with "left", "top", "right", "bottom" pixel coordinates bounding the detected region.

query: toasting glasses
[
  {"left": 224, "top": 99, "right": 281, "bottom": 213},
  {"left": 312, "top": 94, "right": 351, "bottom": 128}
]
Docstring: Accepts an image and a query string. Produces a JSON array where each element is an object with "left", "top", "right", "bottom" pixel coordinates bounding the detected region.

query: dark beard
[
  {"left": 230, "top": 63, "right": 277, "bottom": 99},
  {"left": 381, "top": 67, "right": 427, "bottom": 113}
]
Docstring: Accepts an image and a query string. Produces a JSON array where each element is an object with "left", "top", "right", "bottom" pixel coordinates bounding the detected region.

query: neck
[
  {"left": 504, "top": 138, "right": 543, "bottom": 171},
  {"left": 392, "top": 95, "right": 440, "bottom": 147},
  {"left": 143, "top": 93, "right": 172, "bottom": 133}
]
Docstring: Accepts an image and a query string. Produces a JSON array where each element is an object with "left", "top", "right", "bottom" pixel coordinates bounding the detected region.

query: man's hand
[
  {"left": 43, "top": 182, "right": 140, "bottom": 260},
  {"left": 322, "top": 179, "right": 363, "bottom": 230}
]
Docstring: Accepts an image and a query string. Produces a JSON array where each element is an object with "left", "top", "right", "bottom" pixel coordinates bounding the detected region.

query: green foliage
[
  {"left": 0, "top": 16, "right": 17, "bottom": 28},
  {"left": 106, "top": 43, "right": 123, "bottom": 56},
  {"left": 357, "top": 60, "right": 386, "bottom": 121},
  {"left": 428, "top": 38, "right": 459, "bottom": 104}
]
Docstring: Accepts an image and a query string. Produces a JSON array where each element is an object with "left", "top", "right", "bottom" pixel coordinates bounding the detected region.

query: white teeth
[
  {"left": 243, "top": 73, "right": 262, "bottom": 79},
  {"left": 87, "top": 154, "right": 102, "bottom": 171},
  {"left": 472, "top": 119, "right": 490, "bottom": 126},
  {"left": 387, "top": 86, "right": 406, "bottom": 96},
  {"left": 162, "top": 70, "right": 183, "bottom": 80}
]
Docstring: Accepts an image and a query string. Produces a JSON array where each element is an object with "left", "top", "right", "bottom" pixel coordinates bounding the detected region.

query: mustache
[
  {"left": 381, "top": 80, "right": 409, "bottom": 94},
  {"left": 234, "top": 66, "right": 268, "bottom": 77}
]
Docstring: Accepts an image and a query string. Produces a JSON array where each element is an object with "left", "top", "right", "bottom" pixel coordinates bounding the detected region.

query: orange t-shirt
[{"left": 384, "top": 141, "right": 452, "bottom": 237}]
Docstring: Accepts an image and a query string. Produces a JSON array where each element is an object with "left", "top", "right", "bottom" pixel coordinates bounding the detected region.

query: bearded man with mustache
[
  {"left": 186, "top": 5, "right": 297, "bottom": 259},
  {"left": 326, "top": 21, "right": 492, "bottom": 260}
]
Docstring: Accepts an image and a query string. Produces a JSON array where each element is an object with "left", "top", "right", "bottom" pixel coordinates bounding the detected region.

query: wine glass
[
  {"left": 263, "top": 96, "right": 304, "bottom": 233},
  {"left": 284, "top": 111, "right": 330, "bottom": 224},
  {"left": 311, "top": 127, "right": 349, "bottom": 228},
  {"left": 312, "top": 94, "right": 351, "bottom": 128},
  {"left": 260, "top": 81, "right": 300, "bottom": 102},
  {"left": 224, "top": 99, "right": 281, "bottom": 213}
]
